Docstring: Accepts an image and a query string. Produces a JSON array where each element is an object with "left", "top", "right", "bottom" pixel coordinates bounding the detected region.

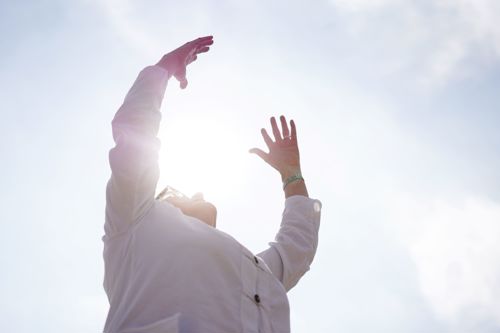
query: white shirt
[{"left": 103, "top": 66, "right": 322, "bottom": 333}]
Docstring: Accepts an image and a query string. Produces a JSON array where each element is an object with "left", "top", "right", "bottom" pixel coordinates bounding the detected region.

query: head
[{"left": 156, "top": 186, "right": 217, "bottom": 227}]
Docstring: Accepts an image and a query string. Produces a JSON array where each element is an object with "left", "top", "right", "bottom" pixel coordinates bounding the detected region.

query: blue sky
[{"left": 1, "top": 0, "right": 500, "bottom": 332}]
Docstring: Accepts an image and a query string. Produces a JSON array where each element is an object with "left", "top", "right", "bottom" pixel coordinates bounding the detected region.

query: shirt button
[
  {"left": 253, "top": 256, "right": 259, "bottom": 264},
  {"left": 314, "top": 201, "right": 322, "bottom": 213},
  {"left": 254, "top": 294, "right": 261, "bottom": 304}
]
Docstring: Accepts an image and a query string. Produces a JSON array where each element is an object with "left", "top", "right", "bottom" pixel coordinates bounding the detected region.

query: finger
[
  {"left": 260, "top": 128, "right": 274, "bottom": 148},
  {"left": 174, "top": 67, "right": 188, "bottom": 89},
  {"left": 195, "top": 35, "right": 214, "bottom": 42},
  {"left": 198, "top": 39, "right": 214, "bottom": 46},
  {"left": 174, "top": 74, "right": 188, "bottom": 89},
  {"left": 192, "top": 36, "right": 214, "bottom": 48},
  {"left": 270, "top": 117, "right": 282, "bottom": 141},
  {"left": 249, "top": 148, "right": 270, "bottom": 163},
  {"left": 187, "top": 45, "right": 209, "bottom": 65},
  {"left": 196, "top": 46, "right": 210, "bottom": 54},
  {"left": 290, "top": 119, "right": 297, "bottom": 142},
  {"left": 183, "top": 40, "right": 212, "bottom": 58},
  {"left": 187, "top": 54, "right": 198, "bottom": 65},
  {"left": 187, "top": 36, "right": 213, "bottom": 45},
  {"left": 280, "top": 115, "right": 290, "bottom": 139}
]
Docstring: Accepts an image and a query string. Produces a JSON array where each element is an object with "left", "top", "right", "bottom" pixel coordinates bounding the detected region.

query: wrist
[
  {"left": 156, "top": 54, "right": 179, "bottom": 77},
  {"left": 283, "top": 176, "right": 308, "bottom": 198},
  {"left": 282, "top": 173, "right": 304, "bottom": 190},
  {"left": 280, "top": 167, "right": 302, "bottom": 182},
  {"left": 154, "top": 64, "right": 173, "bottom": 79}
]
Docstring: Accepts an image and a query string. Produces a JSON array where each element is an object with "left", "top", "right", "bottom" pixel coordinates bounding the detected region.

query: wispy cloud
[
  {"left": 330, "top": 0, "right": 500, "bottom": 87},
  {"left": 386, "top": 193, "right": 500, "bottom": 330},
  {"left": 333, "top": 0, "right": 404, "bottom": 11},
  {"left": 91, "top": 0, "right": 162, "bottom": 57}
]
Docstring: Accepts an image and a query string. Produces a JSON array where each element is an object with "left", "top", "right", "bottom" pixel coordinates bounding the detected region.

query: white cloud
[
  {"left": 386, "top": 193, "right": 500, "bottom": 330},
  {"left": 90, "top": 0, "right": 162, "bottom": 57},
  {"left": 333, "top": 0, "right": 404, "bottom": 11},
  {"left": 330, "top": 0, "right": 500, "bottom": 87}
]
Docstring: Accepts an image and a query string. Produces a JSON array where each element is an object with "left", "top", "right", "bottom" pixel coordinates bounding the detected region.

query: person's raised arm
[
  {"left": 251, "top": 116, "right": 321, "bottom": 291},
  {"left": 105, "top": 36, "right": 213, "bottom": 235}
]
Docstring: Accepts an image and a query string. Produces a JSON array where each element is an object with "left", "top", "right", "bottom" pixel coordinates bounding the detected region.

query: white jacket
[{"left": 103, "top": 66, "right": 322, "bottom": 333}]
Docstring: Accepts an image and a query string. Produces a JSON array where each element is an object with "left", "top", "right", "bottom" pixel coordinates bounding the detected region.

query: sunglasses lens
[{"left": 156, "top": 186, "right": 187, "bottom": 201}]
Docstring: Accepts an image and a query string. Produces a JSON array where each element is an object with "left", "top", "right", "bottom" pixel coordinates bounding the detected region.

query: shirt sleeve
[
  {"left": 258, "top": 195, "right": 322, "bottom": 292},
  {"left": 105, "top": 66, "right": 170, "bottom": 235}
]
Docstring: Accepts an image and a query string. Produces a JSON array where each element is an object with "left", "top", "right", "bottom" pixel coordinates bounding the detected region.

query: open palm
[{"left": 250, "top": 116, "right": 302, "bottom": 181}]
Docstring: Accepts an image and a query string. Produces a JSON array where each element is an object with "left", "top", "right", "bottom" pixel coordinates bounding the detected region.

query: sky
[{"left": 1, "top": 0, "right": 500, "bottom": 332}]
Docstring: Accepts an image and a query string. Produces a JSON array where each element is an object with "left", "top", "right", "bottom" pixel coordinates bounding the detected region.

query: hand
[
  {"left": 250, "top": 116, "right": 302, "bottom": 181},
  {"left": 156, "top": 36, "right": 214, "bottom": 89}
]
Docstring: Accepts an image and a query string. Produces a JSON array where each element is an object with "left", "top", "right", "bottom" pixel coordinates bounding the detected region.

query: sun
[{"left": 157, "top": 113, "right": 251, "bottom": 204}]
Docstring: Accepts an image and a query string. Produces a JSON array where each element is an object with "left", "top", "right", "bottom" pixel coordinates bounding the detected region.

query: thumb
[
  {"left": 180, "top": 78, "right": 188, "bottom": 89},
  {"left": 249, "top": 148, "right": 269, "bottom": 163},
  {"left": 174, "top": 67, "right": 188, "bottom": 89}
]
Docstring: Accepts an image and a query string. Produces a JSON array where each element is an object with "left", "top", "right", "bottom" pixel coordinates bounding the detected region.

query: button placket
[
  {"left": 240, "top": 249, "right": 260, "bottom": 332},
  {"left": 253, "top": 257, "right": 261, "bottom": 306}
]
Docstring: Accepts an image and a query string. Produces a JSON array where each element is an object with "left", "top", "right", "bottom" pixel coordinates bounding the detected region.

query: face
[{"left": 165, "top": 194, "right": 217, "bottom": 227}]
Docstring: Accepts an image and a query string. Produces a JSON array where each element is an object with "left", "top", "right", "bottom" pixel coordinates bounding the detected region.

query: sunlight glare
[{"left": 158, "top": 114, "right": 251, "bottom": 204}]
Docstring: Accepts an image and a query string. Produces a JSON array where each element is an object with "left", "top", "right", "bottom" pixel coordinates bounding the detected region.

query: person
[{"left": 103, "top": 36, "right": 322, "bottom": 333}]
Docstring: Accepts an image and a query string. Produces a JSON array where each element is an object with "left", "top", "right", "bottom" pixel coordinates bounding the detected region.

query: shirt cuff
[
  {"left": 284, "top": 195, "right": 322, "bottom": 219},
  {"left": 151, "top": 64, "right": 172, "bottom": 79}
]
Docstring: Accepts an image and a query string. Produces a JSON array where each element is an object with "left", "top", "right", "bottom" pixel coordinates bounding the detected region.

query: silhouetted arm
[
  {"left": 105, "top": 66, "right": 169, "bottom": 235},
  {"left": 258, "top": 197, "right": 321, "bottom": 291},
  {"left": 105, "top": 36, "right": 213, "bottom": 235},
  {"left": 251, "top": 116, "right": 321, "bottom": 290}
]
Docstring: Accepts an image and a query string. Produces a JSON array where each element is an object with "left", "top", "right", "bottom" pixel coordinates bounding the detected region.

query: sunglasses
[{"left": 156, "top": 185, "right": 188, "bottom": 201}]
